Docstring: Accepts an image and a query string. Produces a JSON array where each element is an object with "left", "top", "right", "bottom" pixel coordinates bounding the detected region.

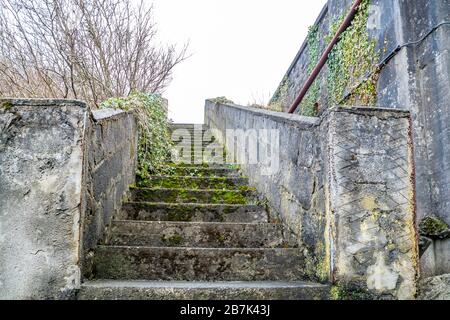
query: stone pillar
[
  {"left": 323, "top": 107, "right": 419, "bottom": 300},
  {"left": 0, "top": 99, "right": 89, "bottom": 299}
]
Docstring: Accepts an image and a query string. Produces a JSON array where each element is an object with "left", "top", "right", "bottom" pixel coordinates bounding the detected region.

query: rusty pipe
[{"left": 288, "top": 0, "right": 363, "bottom": 114}]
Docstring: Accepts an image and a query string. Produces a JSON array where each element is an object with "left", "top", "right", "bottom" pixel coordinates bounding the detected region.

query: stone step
[
  {"left": 91, "top": 246, "right": 307, "bottom": 281},
  {"left": 169, "top": 157, "right": 227, "bottom": 166},
  {"left": 78, "top": 280, "right": 330, "bottom": 300},
  {"left": 106, "top": 221, "right": 295, "bottom": 248},
  {"left": 170, "top": 131, "right": 211, "bottom": 136},
  {"left": 170, "top": 124, "right": 207, "bottom": 130},
  {"left": 162, "top": 163, "right": 238, "bottom": 169},
  {"left": 157, "top": 166, "right": 240, "bottom": 177},
  {"left": 170, "top": 136, "right": 214, "bottom": 142},
  {"left": 122, "top": 202, "right": 268, "bottom": 223},
  {"left": 171, "top": 144, "right": 224, "bottom": 152},
  {"left": 137, "top": 176, "right": 249, "bottom": 190},
  {"left": 171, "top": 140, "right": 217, "bottom": 146},
  {"left": 130, "top": 187, "right": 258, "bottom": 205},
  {"left": 170, "top": 151, "right": 226, "bottom": 161}
]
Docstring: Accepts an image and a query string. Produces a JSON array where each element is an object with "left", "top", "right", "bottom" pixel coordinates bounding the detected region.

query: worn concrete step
[
  {"left": 122, "top": 202, "right": 268, "bottom": 223},
  {"left": 172, "top": 140, "right": 219, "bottom": 150},
  {"left": 157, "top": 166, "right": 241, "bottom": 177},
  {"left": 170, "top": 131, "right": 211, "bottom": 136},
  {"left": 169, "top": 157, "right": 227, "bottom": 166},
  {"left": 170, "top": 128, "right": 212, "bottom": 133},
  {"left": 171, "top": 145, "right": 224, "bottom": 152},
  {"left": 78, "top": 280, "right": 330, "bottom": 300},
  {"left": 172, "top": 138, "right": 216, "bottom": 144},
  {"left": 107, "top": 221, "right": 295, "bottom": 248},
  {"left": 162, "top": 163, "right": 238, "bottom": 169},
  {"left": 171, "top": 135, "right": 216, "bottom": 142},
  {"left": 130, "top": 187, "right": 258, "bottom": 205},
  {"left": 170, "top": 124, "right": 207, "bottom": 130},
  {"left": 91, "top": 246, "right": 307, "bottom": 281},
  {"left": 170, "top": 151, "right": 226, "bottom": 161},
  {"left": 137, "top": 176, "right": 249, "bottom": 190}
]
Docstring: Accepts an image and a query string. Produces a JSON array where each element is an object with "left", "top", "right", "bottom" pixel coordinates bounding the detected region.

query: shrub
[{"left": 100, "top": 92, "right": 172, "bottom": 179}]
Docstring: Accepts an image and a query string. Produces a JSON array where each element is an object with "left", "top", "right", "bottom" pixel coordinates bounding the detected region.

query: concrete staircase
[{"left": 78, "top": 124, "right": 329, "bottom": 300}]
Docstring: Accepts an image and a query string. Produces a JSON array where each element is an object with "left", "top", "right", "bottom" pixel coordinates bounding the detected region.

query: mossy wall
[
  {"left": 270, "top": 0, "right": 382, "bottom": 115},
  {"left": 271, "top": 0, "right": 450, "bottom": 278}
]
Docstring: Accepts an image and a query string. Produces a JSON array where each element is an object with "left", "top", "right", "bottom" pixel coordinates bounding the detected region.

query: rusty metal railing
[{"left": 288, "top": 0, "right": 363, "bottom": 114}]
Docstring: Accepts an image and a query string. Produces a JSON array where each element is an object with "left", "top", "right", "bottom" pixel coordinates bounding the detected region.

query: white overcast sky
[{"left": 151, "top": 0, "right": 327, "bottom": 123}]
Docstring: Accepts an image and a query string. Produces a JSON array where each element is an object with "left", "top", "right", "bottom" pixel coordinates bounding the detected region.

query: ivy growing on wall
[
  {"left": 268, "top": 76, "right": 290, "bottom": 112},
  {"left": 298, "top": 25, "right": 320, "bottom": 116},
  {"left": 326, "top": 0, "right": 379, "bottom": 106},
  {"left": 100, "top": 92, "right": 172, "bottom": 179},
  {"left": 290, "top": 0, "right": 379, "bottom": 116}
]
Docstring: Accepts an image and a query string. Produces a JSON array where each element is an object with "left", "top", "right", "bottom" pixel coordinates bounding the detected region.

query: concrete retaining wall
[
  {"left": 205, "top": 100, "right": 418, "bottom": 299},
  {"left": 0, "top": 99, "right": 137, "bottom": 299},
  {"left": 271, "top": 0, "right": 450, "bottom": 277},
  {"left": 82, "top": 109, "right": 137, "bottom": 276}
]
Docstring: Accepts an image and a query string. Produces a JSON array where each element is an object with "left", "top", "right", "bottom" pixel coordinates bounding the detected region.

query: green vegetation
[
  {"left": 288, "top": 0, "right": 380, "bottom": 116},
  {"left": 298, "top": 25, "right": 320, "bottom": 116},
  {"left": 1, "top": 101, "right": 13, "bottom": 111},
  {"left": 100, "top": 92, "right": 172, "bottom": 179},
  {"left": 211, "top": 191, "right": 249, "bottom": 205},
  {"left": 132, "top": 186, "right": 251, "bottom": 205},
  {"left": 326, "top": 0, "right": 379, "bottom": 106},
  {"left": 269, "top": 76, "right": 289, "bottom": 112},
  {"left": 330, "top": 284, "right": 377, "bottom": 300},
  {"left": 137, "top": 176, "right": 244, "bottom": 190},
  {"left": 210, "top": 97, "right": 234, "bottom": 105},
  {"left": 162, "top": 234, "right": 184, "bottom": 247},
  {"left": 216, "top": 233, "right": 227, "bottom": 244},
  {"left": 419, "top": 216, "right": 450, "bottom": 238}
]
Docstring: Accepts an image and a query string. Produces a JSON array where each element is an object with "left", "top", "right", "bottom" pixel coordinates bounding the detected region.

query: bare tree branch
[{"left": 0, "top": 0, "right": 188, "bottom": 106}]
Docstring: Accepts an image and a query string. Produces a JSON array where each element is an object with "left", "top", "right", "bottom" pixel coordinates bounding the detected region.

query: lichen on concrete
[{"left": 419, "top": 216, "right": 450, "bottom": 239}]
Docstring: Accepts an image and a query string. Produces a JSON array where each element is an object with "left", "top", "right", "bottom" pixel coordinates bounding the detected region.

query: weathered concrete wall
[
  {"left": 82, "top": 109, "right": 137, "bottom": 276},
  {"left": 206, "top": 100, "right": 328, "bottom": 283},
  {"left": 419, "top": 273, "right": 450, "bottom": 300},
  {"left": 205, "top": 100, "right": 418, "bottom": 299},
  {"left": 271, "top": 0, "right": 449, "bottom": 278},
  {"left": 0, "top": 100, "right": 88, "bottom": 299},
  {"left": 323, "top": 108, "right": 418, "bottom": 299},
  {"left": 0, "top": 99, "right": 137, "bottom": 299}
]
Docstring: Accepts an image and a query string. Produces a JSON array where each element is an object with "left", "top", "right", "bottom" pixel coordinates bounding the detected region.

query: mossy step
[
  {"left": 171, "top": 150, "right": 225, "bottom": 159},
  {"left": 168, "top": 160, "right": 231, "bottom": 166},
  {"left": 130, "top": 187, "right": 257, "bottom": 205},
  {"left": 137, "top": 176, "right": 249, "bottom": 190},
  {"left": 157, "top": 166, "right": 240, "bottom": 177},
  {"left": 122, "top": 202, "right": 268, "bottom": 223},
  {"left": 169, "top": 157, "right": 228, "bottom": 166},
  {"left": 107, "top": 221, "right": 297, "bottom": 248},
  {"left": 78, "top": 280, "right": 330, "bottom": 300},
  {"left": 91, "top": 246, "right": 307, "bottom": 281},
  {"left": 162, "top": 163, "right": 239, "bottom": 169},
  {"left": 172, "top": 137, "right": 218, "bottom": 147},
  {"left": 171, "top": 145, "right": 224, "bottom": 152}
]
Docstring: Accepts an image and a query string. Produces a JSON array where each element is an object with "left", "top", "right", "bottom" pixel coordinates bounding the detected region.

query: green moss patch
[
  {"left": 161, "top": 234, "right": 184, "bottom": 247},
  {"left": 131, "top": 187, "right": 253, "bottom": 205},
  {"left": 137, "top": 176, "right": 247, "bottom": 190},
  {"left": 1, "top": 101, "right": 13, "bottom": 111},
  {"left": 419, "top": 216, "right": 450, "bottom": 239},
  {"left": 330, "top": 284, "right": 378, "bottom": 300}
]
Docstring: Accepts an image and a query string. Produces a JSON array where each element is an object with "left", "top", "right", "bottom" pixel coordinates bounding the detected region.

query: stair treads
[{"left": 122, "top": 202, "right": 268, "bottom": 223}]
